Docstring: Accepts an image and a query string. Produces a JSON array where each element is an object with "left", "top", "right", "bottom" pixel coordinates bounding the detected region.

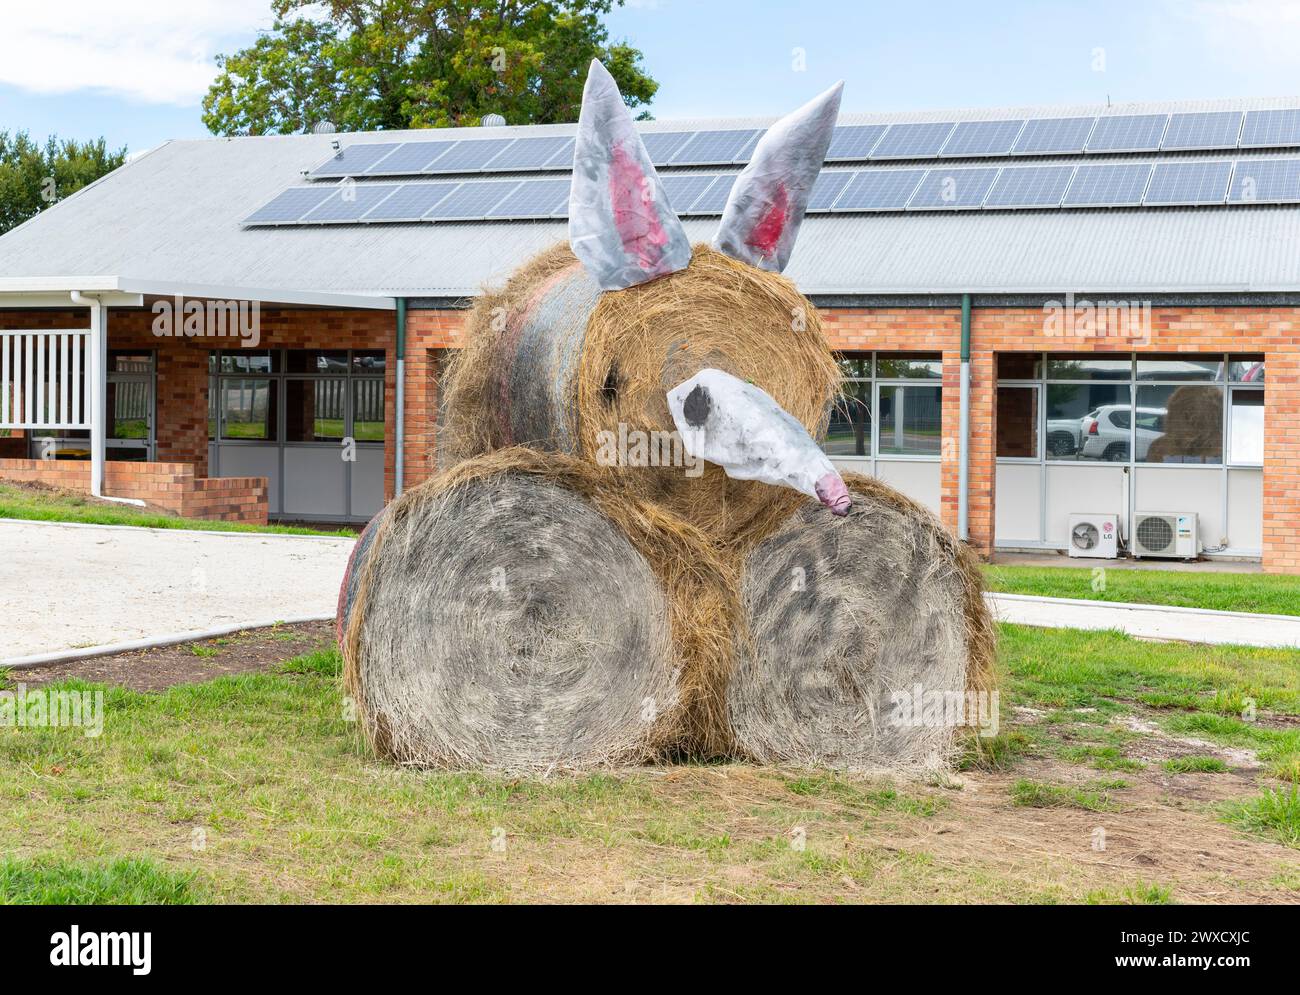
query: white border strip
[
  {"left": 1, "top": 614, "right": 335, "bottom": 669},
  {"left": 0, "top": 516, "right": 357, "bottom": 543}
]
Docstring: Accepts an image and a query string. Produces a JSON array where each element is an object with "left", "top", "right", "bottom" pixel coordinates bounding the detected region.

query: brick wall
[{"left": 0, "top": 457, "right": 268, "bottom": 523}]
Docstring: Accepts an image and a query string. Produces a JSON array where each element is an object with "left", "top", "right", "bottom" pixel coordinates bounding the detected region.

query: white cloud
[{"left": 0, "top": 1, "right": 273, "bottom": 105}]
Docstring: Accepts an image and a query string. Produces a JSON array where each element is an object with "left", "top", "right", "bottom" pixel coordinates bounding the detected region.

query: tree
[
  {"left": 0, "top": 133, "right": 127, "bottom": 235},
  {"left": 203, "top": 0, "right": 657, "bottom": 136}
]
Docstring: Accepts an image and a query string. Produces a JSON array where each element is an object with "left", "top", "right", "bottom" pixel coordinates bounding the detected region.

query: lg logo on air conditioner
[{"left": 49, "top": 926, "right": 152, "bottom": 976}]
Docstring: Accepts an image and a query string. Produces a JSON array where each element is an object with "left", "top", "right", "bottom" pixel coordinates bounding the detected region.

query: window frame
[{"left": 829, "top": 351, "right": 944, "bottom": 463}]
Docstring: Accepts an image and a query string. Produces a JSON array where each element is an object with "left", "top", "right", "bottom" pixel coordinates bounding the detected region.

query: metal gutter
[
  {"left": 958, "top": 293, "right": 972, "bottom": 542},
  {"left": 395, "top": 297, "right": 407, "bottom": 496}
]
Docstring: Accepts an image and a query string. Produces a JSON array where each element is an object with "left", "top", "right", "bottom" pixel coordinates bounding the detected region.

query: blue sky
[{"left": 2, "top": 0, "right": 1298, "bottom": 154}]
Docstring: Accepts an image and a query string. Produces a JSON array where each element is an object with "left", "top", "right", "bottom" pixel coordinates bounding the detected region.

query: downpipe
[{"left": 958, "top": 293, "right": 971, "bottom": 543}]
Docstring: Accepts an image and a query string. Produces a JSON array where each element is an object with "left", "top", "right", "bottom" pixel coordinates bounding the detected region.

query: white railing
[{"left": 0, "top": 329, "right": 90, "bottom": 430}]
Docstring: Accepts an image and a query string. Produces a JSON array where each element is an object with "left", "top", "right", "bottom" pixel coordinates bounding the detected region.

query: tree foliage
[
  {"left": 203, "top": 0, "right": 657, "bottom": 135},
  {"left": 0, "top": 133, "right": 127, "bottom": 235}
]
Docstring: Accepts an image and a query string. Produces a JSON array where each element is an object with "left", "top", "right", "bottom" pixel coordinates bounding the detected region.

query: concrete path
[
  {"left": 987, "top": 592, "right": 1300, "bottom": 649},
  {"left": 0, "top": 520, "right": 354, "bottom": 666}
]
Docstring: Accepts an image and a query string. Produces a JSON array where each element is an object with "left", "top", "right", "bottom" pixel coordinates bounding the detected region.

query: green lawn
[
  {"left": 2, "top": 625, "right": 1297, "bottom": 904},
  {"left": 984, "top": 563, "right": 1300, "bottom": 616},
  {"left": 0, "top": 482, "right": 355, "bottom": 538}
]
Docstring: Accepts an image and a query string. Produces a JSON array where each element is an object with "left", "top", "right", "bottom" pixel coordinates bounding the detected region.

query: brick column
[{"left": 1263, "top": 345, "right": 1300, "bottom": 572}]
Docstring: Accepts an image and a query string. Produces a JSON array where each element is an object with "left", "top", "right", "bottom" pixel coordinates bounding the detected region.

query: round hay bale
[
  {"left": 341, "top": 449, "right": 737, "bottom": 770},
  {"left": 439, "top": 243, "right": 840, "bottom": 542},
  {"left": 728, "top": 474, "right": 996, "bottom": 771}
]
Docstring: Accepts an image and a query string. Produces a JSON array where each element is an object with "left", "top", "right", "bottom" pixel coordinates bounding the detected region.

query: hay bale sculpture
[{"left": 340, "top": 60, "right": 995, "bottom": 773}]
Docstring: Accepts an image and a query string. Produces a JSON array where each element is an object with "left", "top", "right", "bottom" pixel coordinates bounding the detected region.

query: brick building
[{"left": 0, "top": 98, "right": 1295, "bottom": 569}]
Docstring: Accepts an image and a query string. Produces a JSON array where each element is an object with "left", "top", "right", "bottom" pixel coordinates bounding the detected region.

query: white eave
[{"left": 0, "top": 276, "right": 394, "bottom": 310}]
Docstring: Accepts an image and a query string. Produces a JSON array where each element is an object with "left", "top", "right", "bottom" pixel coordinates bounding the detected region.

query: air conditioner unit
[
  {"left": 1132, "top": 512, "right": 1198, "bottom": 559},
  {"left": 1067, "top": 513, "right": 1120, "bottom": 559}
]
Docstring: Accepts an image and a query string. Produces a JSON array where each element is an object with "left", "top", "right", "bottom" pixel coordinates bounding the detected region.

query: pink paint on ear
[
  {"left": 815, "top": 471, "right": 852, "bottom": 517},
  {"left": 745, "top": 183, "right": 789, "bottom": 259},
  {"left": 609, "top": 140, "right": 671, "bottom": 274}
]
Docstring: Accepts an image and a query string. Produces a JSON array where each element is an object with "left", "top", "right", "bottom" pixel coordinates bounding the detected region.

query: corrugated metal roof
[{"left": 3, "top": 97, "right": 1300, "bottom": 300}]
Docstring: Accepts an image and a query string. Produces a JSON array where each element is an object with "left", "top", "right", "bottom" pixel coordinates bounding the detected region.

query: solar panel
[
  {"left": 1086, "top": 114, "right": 1169, "bottom": 152},
  {"left": 364, "top": 142, "right": 450, "bottom": 175},
  {"left": 670, "top": 130, "right": 761, "bottom": 165},
  {"left": 427, "top": 180, "right": 522, "bottom": 219},
  {"left": 1011, "top": 116, "right": 1096, "bottom": 154},
  {"left": 806, "top": 171, "right": 854, "bottom": 210},
  {"left": 871, "top": 122, "right": 956, "bottom": 158},
  {"left": 1228, "top": 158, "right": 1300, "bottom": 203},
  {"left": 826, "top": 125, "right": 888, "bottom": 160},
  {"left": 834, "top": 169, "right": 927, "bottom": 210},
  {"left": 310, "top": 143, "right": 400, "bottom": 177},
  {"left": 939, "top": 120, "right": 1025, "bottom": 157},
  {"left": 1240, "top": 109, "right": 1300, "bottom": 148},
  {"left": 1161, "top": 112, "right": 1243, "bottom": 150},
  {"left": 908, "top": 167, "right": 1001, "bottom": 209},
  {"left": 302, "top": 182, "right": 401, "bottom": 222},
  {"left": 686, "top": 175, "right": 736, "bottom": 214},
  {"left": 983, "top": 165, "right": 1076, "bottom": 208},
  {"left": 483, "top": 135, "right": 573, "bottom": 170},
  {"left": 660, "top": 173, "right": 720, "bottom": 213},
  {"left": 425, "top": 139, "right": 517, "bottom": 173},
  {"left": 1062, "top": 162, "right": 1153, "bottom": 206},
  {"left": 361, "top": 182, "right": 460, "bottom": 221},
  {"left": 1143, "top": 161, "right": 1233, "bottom": 205},
  {"left": 485, "top": 178, "right": 570, "bottom": 218},
  {"left": 640, "top": 131, "right": 694, "bottom": 164},
  {"left": 244, "top": 186, "right": 337, "bottom": 225}
]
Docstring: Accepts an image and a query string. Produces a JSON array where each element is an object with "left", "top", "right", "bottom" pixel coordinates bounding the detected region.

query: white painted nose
[{"left": 666, "top": 368, "right": 851, "bottom": 516}]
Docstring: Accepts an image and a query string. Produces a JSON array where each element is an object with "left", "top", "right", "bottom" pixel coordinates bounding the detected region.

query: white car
[
  {"left": 1077, "top": 405, "right": 1166, "bottom": 461},
  {"left": 1045, "top": 418, "right": 1082, "bottom": 457}
]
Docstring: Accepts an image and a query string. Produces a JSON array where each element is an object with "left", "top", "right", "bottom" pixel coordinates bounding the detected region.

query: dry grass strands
[
  {"left": 341, "top": 449, "right": 738, "bottom": 770},
  {"left": 727, "top": 473, "right": 996, "bottom": 772},
  {"left": 439, "top": 242, "right": 840, "bottom": 543}
]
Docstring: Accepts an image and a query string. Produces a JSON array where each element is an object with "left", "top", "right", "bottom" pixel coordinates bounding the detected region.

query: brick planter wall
[{"left": 0, "top": 458, "right": 268, "bottom": 524}]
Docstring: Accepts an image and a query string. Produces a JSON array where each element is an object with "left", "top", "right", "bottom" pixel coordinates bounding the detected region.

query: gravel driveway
[{"left": 0, "top": 520, "right": 354, "bottom": 663}]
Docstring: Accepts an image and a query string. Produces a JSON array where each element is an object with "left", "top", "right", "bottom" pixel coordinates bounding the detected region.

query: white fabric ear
[
  {"left": 568, "top": 59, "right": 692, "bottom": 291},
  {"left": 712, "top": 81, "right": 843, "bottom": 273}
]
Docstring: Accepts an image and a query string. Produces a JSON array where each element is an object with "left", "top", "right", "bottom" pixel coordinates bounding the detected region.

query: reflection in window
[
  {"left": 1135, "top": 356, "right": 1222, "bottom": 382},
  {"left": 825, "top": 382, "right": 871, "bottom": 456},
  {"left": 878, "top": 384, "right": 942, "bottom": 455},
  {"left": 220, "top": 351, "right": 277, "bottom": 374},
  {"left": 1229, "top": 355, "right": 1265, "bottom": 383},
  {"left": 1136, "top": 384, "right": 1223, "bottom": 464},
  {"left": 996, "top": 386, "right": 1038, "bottom": 458},
  {"left": 876, "top": 353, "right": 942, "bottom": 379},
  {"left": 1046, "top": 383, "right": 1129, "bottom": 461},
  {"left": 287, "top": 350, "right": 348, "bottom": 373},
  {"left": 1229, "top": 390, "right": 1264, "bottom": 465},
  {"left": 221, "top": 379, "right": 278, "bottom": 441},
  {"left": 286, "top": 379, "right": 345, "bottom": 442},
  {"left": 1046, "top": 355, "right": 1132, "bottom": 381},
  {"left": 352, "top": 379, "right": 385, "bottom": 442}
]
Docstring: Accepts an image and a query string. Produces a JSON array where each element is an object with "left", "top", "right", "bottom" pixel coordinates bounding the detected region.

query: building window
[
  {"left": 210, "top": 349, "right": 385, "bottom": 445},
  {"left": 826, "top": 352, "right": 943, "bottom": 460},
  {"left": 997, "top": 352, "right": 1265, "bottom": 467}
]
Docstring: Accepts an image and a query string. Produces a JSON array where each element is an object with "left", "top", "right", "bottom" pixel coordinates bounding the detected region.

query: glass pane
[
  {"left": 824, "top": 382, "right": 872, "bottom": 457},
  {"left": 1046, "top": 354, "right": 1131, "bottom": 381},
  {"left": 876, "top": 353, "right": 942, "bottom": 379},
  {"left": 1229, "top": 355, "right": 1265, "bottom": 382},
  {"left": 220, "top": 350, "right": 277, "bottom": 374},
  {"left": 996, "top": 386, "right": 1038, "bottom": 458},
  {"left": 286, "top": 379, "right": 345, "bottom": 442},
  {"left": 353, "top": 350, "right": 387, "bottom": 373},
  {"left": 208, "top": 377, "right": 217, "bottom": 439},
  {"left": 878, "top": 384, "right": 942, "bottom": 455},
  {"left": 997, "top": 353, "right": 1041, "bottom": 380},
  {"left": 287, "top": 350, "right": 348, "bottom": 373},
  {"left": 836, "top": 354, "right": 871, "bottom": 380},
  {"left": 1046, "top": 383, "right": 1129, "bottom": 461},
  {"left": 1229, "top": 390, "right": 1264, "bottom": 465},
  {"left": 1135, "top": 384, "right": 1223, "bottom": 464},
  {"left": 221, "top": 379, "right": 278, "bottom": 441},
  {"left": 352, "top": 379, "right": 386, "bottom": 442},
  {"left": 108, "top": 351, "right": 153, "bottom": 373},
  {"left": 106, "top": 381, "right": 149, "bottom": 440},
  {"left": 1136, "top": 354, "right": 1222, "bottom": 382}
]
